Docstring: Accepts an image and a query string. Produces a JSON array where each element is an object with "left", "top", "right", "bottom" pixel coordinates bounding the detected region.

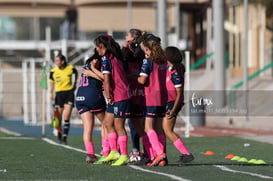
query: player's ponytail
[{"left": 165, "top": 46, "right": 185, "bottom": 75}]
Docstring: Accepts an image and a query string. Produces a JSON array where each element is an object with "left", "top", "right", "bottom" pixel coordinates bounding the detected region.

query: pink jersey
[
  {"left": 101, "top": 54, "right": 131, "bottom": 102},
  {"left": 127, "top": 62, "right": 145, "bottom": 105},
  {"left": 140, "top": 58, "right": 167, "bottom": 106},
  {"left": 166, "top": 67, "right": 184, "bottom": 105}
]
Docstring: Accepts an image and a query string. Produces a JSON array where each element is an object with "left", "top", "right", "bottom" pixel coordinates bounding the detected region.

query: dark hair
[
  {"left": 95, "top": 34, "right": 128, "bottom": 70},
  {"left": 56, "top": 54, "right": 67, "bottom": 66},
  {"left": 165, "top": 46, "right": 185, "bottom": 74},
  {"left": 142, "top": 33, "right": 165, "bottom": 64},
  {"left": 122, "top": 29, "right": 145, "bottom": 67},
  {"left": 94, "top": 35, "right": 123, "bottom": 61},
  {"left": 85, "top": 48, "right": 100, "bottom": 65}
]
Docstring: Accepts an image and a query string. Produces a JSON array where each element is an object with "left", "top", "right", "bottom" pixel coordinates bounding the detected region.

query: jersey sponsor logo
[
  {"left": 76, "top": 96, "right": 85, "bottom": 101},
  {"left": 114, "top": 106, "right": 118, "bottom": 115}
]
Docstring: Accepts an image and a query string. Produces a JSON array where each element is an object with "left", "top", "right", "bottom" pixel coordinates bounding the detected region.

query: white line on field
[
  {"left": 42, "top": 138, "right": 86, "bottom": 154},
  {"left": 0, "top": 169, "right": 7, "bottom": 173},
  {"left": 214, "top": 165, "right": 273, "bottom": 179},
  {"left": 42, "top": 138, "right": 191, "bottom": 181},
  {"left": 129, "top": 165, "right": 191, "bottom": 181},
  {"left": 0, "top": 127, "right": 21, "bottom": 136},
  {"left": 0, "top": 137, "right": 35, "bottom": 140}
]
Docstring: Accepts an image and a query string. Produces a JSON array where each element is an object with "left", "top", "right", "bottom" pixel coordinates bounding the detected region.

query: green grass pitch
[{"left": 1, "top": 131, "right": 273, "bottom": 181}]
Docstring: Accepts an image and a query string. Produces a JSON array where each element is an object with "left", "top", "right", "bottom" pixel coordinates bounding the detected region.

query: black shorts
[
  {"left": 55, "top": 90, "right": 75, "bottom": 108},
  {"left": 76, "top": 89, "right": 106, "bottom": 115},
  {"left": 145, "top": 106, "right": 166, "bottom": 118},
  {"left": 106, "top": 99, "right": 131, "bottom": 118},
  {"left": 166, "top": 101, "right": 182, "bottom": 117},
  {"left": 130, "top": 104, "right": 144, "bottom": 118}
]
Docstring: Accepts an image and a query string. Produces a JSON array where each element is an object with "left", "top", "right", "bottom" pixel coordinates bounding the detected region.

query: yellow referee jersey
[{"left": 49, "top": 65, "right": 77, "bottom": 92}]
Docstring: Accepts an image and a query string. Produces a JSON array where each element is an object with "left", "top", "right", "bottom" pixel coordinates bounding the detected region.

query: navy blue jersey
[{"left": 76, "top": 63, "right": 106, "bottom": 114}]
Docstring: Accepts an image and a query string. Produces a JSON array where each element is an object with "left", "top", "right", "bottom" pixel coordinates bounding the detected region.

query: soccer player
[
  {"left": 163, "top": 46, "right": 194, "bottom": 163},
  {"left": 137, "top": 33, "right": 168, "bottom": 166},
  {"left": 122, "top": 28, "right": 146, "bottom": 163},
  {"left": 75, "top": 49, "right": 108, "bottom": 163},
  {"left": 49, "top": 54, "right": 78, "bottom": 144},
  {"left": 92, "top": 35, "right": 131, "bottom": 166}
]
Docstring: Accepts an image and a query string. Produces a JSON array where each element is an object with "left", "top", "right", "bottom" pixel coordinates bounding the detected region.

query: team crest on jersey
[
  {"left": 102, "top": 56, "right": 107, "bottom": 61},
  {"left": 143, "top": 59, "right": 148, "bottom": 64}
]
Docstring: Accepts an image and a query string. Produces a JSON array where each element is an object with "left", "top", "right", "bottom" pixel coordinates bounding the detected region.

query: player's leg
[
  {"left": 163, "top": 116, "right": 194, "bottom": 163},
  {"left": 81, "top": 111, "right": 98, "bottom": 163},
  {"left": 56, "top": 107, "right": 64, "bottom": 143},
  {"left": 101, "top": 111, "right": 120, "bottom": 163},
  {"left": 145, "top": 116, "right": 166, "bottom": 166},
  {"left": 62, "top": 104, "right": 73, "bottom": 144},
  {"left": 94, "top": 111, "right": 110, "bottom": 164}
]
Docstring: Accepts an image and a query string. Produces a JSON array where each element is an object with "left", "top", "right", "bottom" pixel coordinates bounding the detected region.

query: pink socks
[
  {"left": 118, "top": 135, "right": 128, "bottom": 155},
  {"left": 84, "top": 142, "right": 94, "bottom": 155},
  {"left": 173, "top": 138, "right": 190, "bottom": 155},
  {"left": 158, "top": 134, "right": 166, "bottom": 152},
  {"left": 141, "top": 135, "right": 155, "bottom": 160},
  {"left": 108, "top": 132, "right": 118, "bottom": 151},
  {"left": 102, "top": 138, "right": 110, "bottom": 157},
  {"left": 147, "top": 130, "right": 164, "bottom": 155}
]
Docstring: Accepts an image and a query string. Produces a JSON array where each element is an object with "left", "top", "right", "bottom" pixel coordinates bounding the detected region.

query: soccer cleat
[
  {"left": 129, "top": 151, "right": 141, "bottom": 163},
  {"left": 129, "top": 154, "right": 151, "bottom": 166},
  {"left": 111, "top": 155, "right": 129, "bottom": 166},
  {"left": 158, "top": 160, "right": 166, "bottom": 166},
  {"left": 147, "top": 152, "right": 166, "bottom": 166},
  {"left": 93, "top": 156, "right": 107, "bottom": 164},
  {"left": 61, "top": 136, "right": 67, "bottom": 145},
  {"left": 101, "top": 151, "right": 120, "bottom": 163},
  {"left": 86, "top": 154, "right": 98, "bottom": 163},
  {"left": 177, "top": 153, "right": 194, "bottom": 163},
  {"left": 158, "top": 156, "right": 168, "bottom": 166}
]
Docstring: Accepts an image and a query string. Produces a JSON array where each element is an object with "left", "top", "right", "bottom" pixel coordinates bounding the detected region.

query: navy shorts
[
  {"left": 55, "top": 90, "right": 75, "bottom": 108},
  {"left": 106, "top": 99, "right": 131, "bottom": 118},
  {"left": 130, "top": 104, "right": 144, "bottom": 118},
  {"left": 75, "top": 89, "right": 106, "bottom": 115},
  {"left": 145, "top": 106, "right": 165, "bottom": 118},
  {"left": 166, "top": 102, "right": 182, "bottom": 117}
]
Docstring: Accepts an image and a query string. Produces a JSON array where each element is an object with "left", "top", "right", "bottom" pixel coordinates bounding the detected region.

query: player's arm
[
  {"left": 168, "top": 73, "right": 183, "bottom": 119},
  {"left": 168, "top": 87, "right": 183, "bottom": 119},
  {"left": 137, "top": 58, "right": 150, "bottom": 85},
  {"left": 104, "top": 73, "right": 113, "bottom": 104},
  {"left": 91, "top": 61, "right": 104, "bottom": 81},
  {"left": 137, "top": 75, "right": 148, "bottom": 85},
  {"left": 101, "top": 57, "right": 113, "bottom": 104},
  {"left": 82, "top": 68, "right": 104, "bottom": 81}
]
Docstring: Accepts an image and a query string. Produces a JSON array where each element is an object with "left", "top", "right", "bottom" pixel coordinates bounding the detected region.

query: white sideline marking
[
  {"left": 42, "top": 138, "right": 86, "bottom": 154},
  {"left": 214, "top": 165, "right": 273, "bottom": 179},
  {"left": 0, "top": 137, "right": 35, "bottom": 140},
  {"left": 129, "top": 165, "right": 191, "bottom": 181},
  {"left": 0, "top": 169, "right": 7, "bottom": 173},
  {"left": 42, "top": 138, "right": 191, "bottom": 181},
  {"left": 0, "top": 127, "right": 21, "bottom": 136}
]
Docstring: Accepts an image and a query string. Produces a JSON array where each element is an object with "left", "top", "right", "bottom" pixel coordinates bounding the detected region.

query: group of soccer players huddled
[{"left": 50, "top": 28, "right": 194, "bottom": 167}]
